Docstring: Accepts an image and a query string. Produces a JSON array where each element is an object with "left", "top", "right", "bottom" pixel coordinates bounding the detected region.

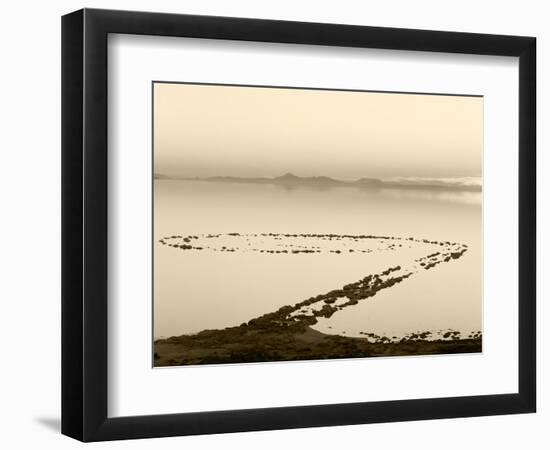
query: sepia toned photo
[{"left": 153, "top": 82, "right": 482, "bottom": 367}]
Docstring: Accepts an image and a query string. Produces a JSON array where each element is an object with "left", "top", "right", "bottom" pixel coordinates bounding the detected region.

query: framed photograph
[{"left": 61, "top": 8, "right": 536, "bottom": 441}]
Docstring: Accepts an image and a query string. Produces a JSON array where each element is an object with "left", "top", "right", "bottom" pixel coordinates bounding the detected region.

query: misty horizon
[{"left": 154, "top": 172, "right": 482, "bottom": 192}]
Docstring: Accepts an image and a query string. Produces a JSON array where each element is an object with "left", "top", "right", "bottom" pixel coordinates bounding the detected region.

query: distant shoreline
[{"left": 154, "top": 173, "right": 482, "bottom": 192}]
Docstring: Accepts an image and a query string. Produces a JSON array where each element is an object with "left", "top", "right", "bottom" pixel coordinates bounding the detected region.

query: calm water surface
[{"left": 154, "top": 180, "right": 482, "bottom": 339}]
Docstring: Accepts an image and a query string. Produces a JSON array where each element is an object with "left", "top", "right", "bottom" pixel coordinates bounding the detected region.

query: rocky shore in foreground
[{"left": 154, "top": 325, "right": 481, "bottom": 366}]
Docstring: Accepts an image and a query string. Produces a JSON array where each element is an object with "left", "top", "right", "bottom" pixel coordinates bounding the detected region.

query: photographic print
[{"left": 153, "top": 82, "right": 483, "bottom": 367}]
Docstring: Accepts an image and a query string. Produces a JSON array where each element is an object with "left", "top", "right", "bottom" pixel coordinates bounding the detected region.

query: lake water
[{"left": 154, "top": 180, "right": 482, "bottom": 340}]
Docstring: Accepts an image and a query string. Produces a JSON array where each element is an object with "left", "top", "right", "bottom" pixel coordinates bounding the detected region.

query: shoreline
[{"left": 154, "top": 325, "right": 481, "bottom": 367}]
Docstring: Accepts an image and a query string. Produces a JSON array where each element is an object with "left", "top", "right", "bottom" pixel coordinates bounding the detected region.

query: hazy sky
[{"left": 153, "top": 82, "right": 482, "bottom": 179}]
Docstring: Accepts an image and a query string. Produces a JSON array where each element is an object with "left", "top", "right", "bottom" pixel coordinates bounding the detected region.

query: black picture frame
[{"left": 61, "top": 8, "right": 536, "bottom": 442}]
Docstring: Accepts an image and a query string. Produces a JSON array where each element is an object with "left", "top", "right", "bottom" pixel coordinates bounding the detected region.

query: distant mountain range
[{"left": 154, "top": 172, "right": 481, "bottom": 192}]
